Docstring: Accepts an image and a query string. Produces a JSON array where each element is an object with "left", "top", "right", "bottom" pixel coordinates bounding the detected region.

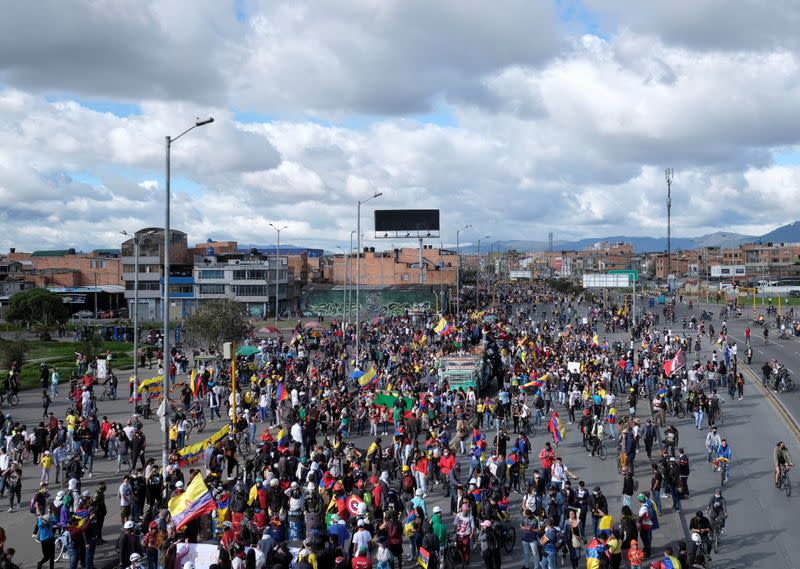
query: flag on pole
[
  {"left": 168, "top": 475, "right": 217, "bottom": 530},
  {"left": 434, "top": 317, "right": 452, "bottom": 336},
  {"left": 663, "top": 349, "right": 686, "bottom": 377}
]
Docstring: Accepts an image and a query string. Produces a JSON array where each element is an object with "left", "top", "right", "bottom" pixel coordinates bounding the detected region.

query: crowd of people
[{"left": 0, "top": 282, "right": 786, "bottom": 569}]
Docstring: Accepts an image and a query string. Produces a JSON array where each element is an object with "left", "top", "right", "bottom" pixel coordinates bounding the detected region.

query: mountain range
[{"left": 458, "top": 220, "right": 800, "bottom": 254}]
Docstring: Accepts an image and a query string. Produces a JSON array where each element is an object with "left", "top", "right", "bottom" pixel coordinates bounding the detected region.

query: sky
[{"left": 3, "top": 0, "right": 800, "bottom": 252}]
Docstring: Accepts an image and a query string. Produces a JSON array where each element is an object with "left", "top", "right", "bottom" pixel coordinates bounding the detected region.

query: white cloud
[{"left": 0, "top": 2, "right": 800, "bottom": 253}]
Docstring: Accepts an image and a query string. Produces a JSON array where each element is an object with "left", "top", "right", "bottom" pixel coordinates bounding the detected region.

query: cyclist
[
  {"left": 713, "top": 439, "right": 732, "bottom": 483},
  {"left": 774, "top": 441, "right": 793, "bottom": 487},
  {"left": 763, "top": 326, "right": 769, "bottom": 344},
  {"left": 688, "top": 510, "right": 712, "bottom": 563},
  {"left": 706, "top": 488, "right": 727, "bottom": 533}
]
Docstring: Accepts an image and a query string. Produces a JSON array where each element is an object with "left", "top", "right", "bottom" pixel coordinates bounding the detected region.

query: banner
[
  {"left": 567, "top": 362, "right": 581, "bottom": 373},
  {"left": 176, "top": 424, "right": 231, "bottom": 467},
  {"left": 171, "top": 544, "right": 219, "bottom": 569}
]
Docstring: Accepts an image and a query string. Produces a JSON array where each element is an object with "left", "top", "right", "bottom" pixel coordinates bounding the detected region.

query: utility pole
[{"left": 665, "top": 168, "right": 673, "bottom": 289}]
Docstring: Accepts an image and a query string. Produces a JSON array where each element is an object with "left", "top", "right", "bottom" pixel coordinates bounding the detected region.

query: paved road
[{"left": 3, "top": 299, "right": 800, "bottom": 568}]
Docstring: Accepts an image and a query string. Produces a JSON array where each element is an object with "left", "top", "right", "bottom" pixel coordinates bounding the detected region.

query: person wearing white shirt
[{"left": 290, "top": 421, "right": 304, "bottom": 455}]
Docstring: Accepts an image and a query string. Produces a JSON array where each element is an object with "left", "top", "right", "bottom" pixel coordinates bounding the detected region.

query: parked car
[
  {"left": 788, "top": 290, "right": 800, "bottom": 298},
  {"left": 73, "top": 310, "right": 94, "bottom": 319}
]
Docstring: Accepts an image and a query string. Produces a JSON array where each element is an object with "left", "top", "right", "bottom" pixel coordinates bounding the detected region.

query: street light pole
[
  {"left": 337, "top": 246, "right": 347, "bottom": 329},
  {"left": 163, "top": 116, "right": 213, "bottom": 470},
  {"left": 268, "top": 224, "right": 288, "bottom": 326},
  {"left": 121, "top": 231, "right": 140, "bottom": 405},
  {"left": 348, "top": 230, "right": 355, "bottom": 327},
  {"left": 456, "top": 224, "right": 471, "bottom": 321},
  {"left": 356, "top": 192, "right": 382, "bottom": 368}
]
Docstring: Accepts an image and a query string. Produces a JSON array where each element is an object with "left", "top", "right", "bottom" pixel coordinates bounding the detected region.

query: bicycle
[
  {"left": 715, "top": 457, "right": 731, "bottom": 486},
  {"left": 444, "top": 534, "right": 467, "bottom": 569},
  {"left": 0, "top": 391, "right": 19, "bottom": 407},
  {"left": 709, "top": 515, "right": 724, "bottom": 553},
  {"left": 184, "top": 407, "right": 207, "bottom": 435},
  {"left": 98, "top": 383, "right": 116, "bottom": 401},
  {"left": 672, "top": 399, "right": 687, "bottom": 419},
  {"left": 778, "top": 464, "right": 792, "bottom": 497},
  {"left": 54, "top": 530, "right": 69, "bottom": 561},
  {"left": 497, "top": 522, "right": 516, "bottom": 553}
]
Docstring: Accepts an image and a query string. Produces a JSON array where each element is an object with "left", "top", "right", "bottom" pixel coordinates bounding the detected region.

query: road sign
[
  {"left": 609, "top": 269, "right": 639, "bottom": 282},
  {"left": 583, "top": 273, "right": 630, "bottom": 288}
]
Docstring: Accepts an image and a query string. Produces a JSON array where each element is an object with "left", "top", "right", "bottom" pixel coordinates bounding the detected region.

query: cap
[
  {"left": 130, "top": 553, "right": 142, "bottom": 562},
  {"left": 175, "top": 481, "right": 184, "bottom": 489},
  {"left": 432, "top": 506, "right": 442, "bottom": 514},
  {"left": 124, "top": 520, "right": 135, "bottom": 530},
  {"left": 357, "top": 519, "right": 366, "bottom": 527}
]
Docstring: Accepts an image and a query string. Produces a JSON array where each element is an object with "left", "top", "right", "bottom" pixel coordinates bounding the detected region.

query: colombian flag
[
  {"left": 434, "top": 317, "right": 452, "bottom": 336},
  {"left": 190, "top": 370, "right": 203, "bottom": 396},
  {"left": 276, "top": 382, "right": 288, "bottom": 401},
  {"left": 216, "top": 491, "right": 231, "bottom": 522},
  {"left": 548, "top": 411, "right": 566, "bottom": 444},
  {"left": 276, "top": 428, "right": 288, "bottom": 449},
  {"left": 358, "top": 366, "right": 379, "bottom": 390},
  {"left": 168, "top": 475, "right": 217, "bottom": 530}
]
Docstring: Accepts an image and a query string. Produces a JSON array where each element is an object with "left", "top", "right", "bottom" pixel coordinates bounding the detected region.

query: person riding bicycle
[
  {"left": 763, "top": 326, "right": 769, "bottom": 344},
  {"left": 706, "top": 488, "right": 727, "bottom": 533},
  {"left": 453, "top": 500, "right": 475, "bottom": 563},
  {"left": 774, "top": 441, "right": 793, "bottom": 487},
  {"left": 713, "top": 439, "right": 732, "bottom": 483},
  {"left": 689, "top": 510, "right": 712, "bottom": 563}
]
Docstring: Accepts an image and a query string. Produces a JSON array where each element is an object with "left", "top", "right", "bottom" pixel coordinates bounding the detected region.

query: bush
[{"left": 0, "top": 339, "right": 29, "bottom": 371}]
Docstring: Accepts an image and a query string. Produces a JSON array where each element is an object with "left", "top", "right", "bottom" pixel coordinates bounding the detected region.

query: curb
[{"left": 740, "top": 363, "right": 800, "bottom": 443}]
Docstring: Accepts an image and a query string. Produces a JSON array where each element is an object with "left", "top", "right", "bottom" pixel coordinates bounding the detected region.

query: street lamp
[
  {"left": 347, "top": 230, "right": 356, "bottom": 326},
  {"left": 456, "top": 224, "right": 472, "bottom": 320},
  {"left": 121, "top": 230, "right": 141, "bottom": 406},
  {"left": 337, "top": 246, "right": 347, "bottom": 329},
  {"left": 163, "top": 116, "right": 214, "bottom": 469},
  {"left": 477, "top": 235, "right": 490, "bottom": 296},
  {"left": 356, "top": 192, "right": 382, "bottom": 368},
  {"left": 268, "top": 224, "right": 288, "bottom": 326}
]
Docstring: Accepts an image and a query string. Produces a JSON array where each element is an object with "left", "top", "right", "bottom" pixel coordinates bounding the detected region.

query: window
[
  {"left": 233, "top": 269, "right": 267, "bottom": 280},
  {"left": 199, "top": 284, "right": 226, "bottom": 295},
  {"left": 233, "top": 285, "right": 268, "bottom": 296},
  {"left": 198, "top": 269, "right": 224, "bottom": 279},
  {"left": 125, "top": 281, "right": 160, "bottom": 291},
  {"left": 168, "top": 284, "right": 193, "bottom": 294}
]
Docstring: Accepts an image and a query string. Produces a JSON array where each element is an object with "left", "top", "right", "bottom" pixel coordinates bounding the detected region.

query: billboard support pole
[{"left": 419, "top": 237, "right": 424, "bottom": 285}]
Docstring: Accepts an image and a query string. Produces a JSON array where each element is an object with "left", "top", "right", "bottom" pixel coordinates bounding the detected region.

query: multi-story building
[
  {"left": 329, "top": 246, "right": 457, "bottom": 286},
  {"left": 194, "top": 251, "right": 289, "bottom": 318},
  {"left": 121, "top": 227, "right": 193, "bottom": 321}
]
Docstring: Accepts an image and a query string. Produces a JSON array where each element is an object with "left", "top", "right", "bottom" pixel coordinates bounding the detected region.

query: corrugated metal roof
[{"left": 31, "top": 250, "right": 69, "bottom": 257}]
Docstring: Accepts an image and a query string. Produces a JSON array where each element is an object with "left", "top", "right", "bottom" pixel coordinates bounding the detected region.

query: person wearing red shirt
[
  {"left": 539, "top": 442, "right": 556, "bottom": 486},
  {"left": 439, "top": 449, "right": 456, "bottom": 496},
  {"left": 351, "top": 547, "right": 372, "bottom": 569},
  {"left": 100, "top": 416, "right": 113, "bottom": 457}
]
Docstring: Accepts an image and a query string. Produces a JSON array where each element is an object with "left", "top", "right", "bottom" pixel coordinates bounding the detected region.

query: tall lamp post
[
  {"left": 268, "top": 224, "right": 288, "bottom": 326},
  {"left": 121, "top": 230, "right": 141, "bottom": 406},
  {"left": 355, "top": 192, "right": 382, "bottom": 368},
  {"left": 456, "top": 224, "right": 471, "bottom": 320},
  {"left": 477, "top": 235, "right": 490, "bottom": 299},
  {"left": 347, "top": 230, "right": 356, "bottom": 326},
  {"left": 337, "top": 245, "right": 347, "bottom": 329},
  {"left": 163, "top": 116, "right": 214, "bottom": 470}
]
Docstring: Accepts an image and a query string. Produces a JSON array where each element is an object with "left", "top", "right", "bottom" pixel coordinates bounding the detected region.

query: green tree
[
  {"left": 6, "top": 288, "right": 69, "bottom": 340},
  {"left": 183, "top": 299, "right": 250, "bottom": 352},
  {"left": 0, "top": 339, "right": 29, "bottom": 371}
]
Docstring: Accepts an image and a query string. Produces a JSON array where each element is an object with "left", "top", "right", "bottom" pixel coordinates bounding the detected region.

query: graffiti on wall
[{"left": 301, "top": 288, "right": 437, "bottom": 318}]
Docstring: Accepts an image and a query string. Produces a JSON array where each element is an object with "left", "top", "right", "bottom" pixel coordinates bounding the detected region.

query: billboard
[
  {"left": 582, "top": 273, "right": 630, "bottom": 288},
  {"left": 375, "top": 209, "right": 440, "bottom": 238},
  {"left": 710, "top": 265, "right": 745, "bottom": 278}
]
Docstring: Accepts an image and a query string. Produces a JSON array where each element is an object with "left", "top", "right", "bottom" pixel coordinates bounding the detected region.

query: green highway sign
[{"left": 609, "top": 269, "right": 638, "bottom": 282}]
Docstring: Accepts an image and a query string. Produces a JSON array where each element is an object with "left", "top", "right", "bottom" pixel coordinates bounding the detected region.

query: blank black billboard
[{"left": 374, "top": 209, "right": 440, "bottom": 232}]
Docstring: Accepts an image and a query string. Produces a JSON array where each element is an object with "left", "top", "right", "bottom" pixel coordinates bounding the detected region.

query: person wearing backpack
[{"left": 539, "top": 517, "right": 559, "bottom": 569}]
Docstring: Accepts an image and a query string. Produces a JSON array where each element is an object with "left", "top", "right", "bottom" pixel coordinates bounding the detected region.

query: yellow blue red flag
[{"left": 168, "top": 474, "right": 216, "bottom": 530}]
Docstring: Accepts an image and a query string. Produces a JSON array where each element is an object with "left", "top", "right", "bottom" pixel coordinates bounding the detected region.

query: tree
[
  {"left": 183, "top": 299, "right": 250, "bottom": 352},
  {"left": 0, "top": 339, "right": 28, "bottom": 371},
  {"left": 6, "top": 288, "right": 70, "bottom": 340}
]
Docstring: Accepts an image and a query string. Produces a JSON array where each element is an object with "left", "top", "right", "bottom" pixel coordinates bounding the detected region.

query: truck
[{"left": 437, "top": 355, "right": 486, "bottom": 393}]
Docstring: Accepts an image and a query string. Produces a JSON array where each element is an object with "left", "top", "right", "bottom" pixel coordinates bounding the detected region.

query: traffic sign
[{"left": 609, "top": 269, "right": 638, "bottom": 282}]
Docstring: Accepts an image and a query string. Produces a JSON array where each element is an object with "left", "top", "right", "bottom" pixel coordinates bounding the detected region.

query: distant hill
[{"left": 760, "top": 221, "right": 800, "bottom": 243}]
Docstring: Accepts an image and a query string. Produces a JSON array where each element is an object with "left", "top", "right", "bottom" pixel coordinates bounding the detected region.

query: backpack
[
  {"left": 646, "top": 502, "right": 660, "bottom": 530},
  {"left": 402, "top": 475, "right": 415, "bottom": 492},
  {"left": 29, "top": 494, "right": 38, "bottom": 514}
]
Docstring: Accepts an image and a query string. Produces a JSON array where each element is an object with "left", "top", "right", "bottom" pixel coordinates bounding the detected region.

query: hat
[
  {"left": 481, "top": 520, "right": 492, "bottom": 528},
  {"left": 357, "top": 519, "right": 366, "bottom": 527},
  {"left": 415, "top": 488, "right": 424, "bottom": 496},
  {"left": 270, "top": 478, "right": 279, "bottom": 487},
  {"left": 637, "top": 494, "right": 646, "bottom": 502},
  {"left": 175, "top": 481, "right": 184, "bottom": 489},
  {"left": 149, "top": 521, "right": 158, "bottom": 529},
  {"left": 223, "top": 521, "right": 233, "bottom": 528},
  {"left": 124, "top": 520, "right": 135, "bottom": 530}
]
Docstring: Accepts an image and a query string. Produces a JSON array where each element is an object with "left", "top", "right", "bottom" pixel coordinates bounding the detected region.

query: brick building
[{"left": 330, "top": 246, "right": 457, "bottom": 286}]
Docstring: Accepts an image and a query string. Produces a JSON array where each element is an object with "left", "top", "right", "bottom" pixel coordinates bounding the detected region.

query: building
[
  {"left": 194, "top": 250, "right": 289, "bottom": 318},
  {"left": 121, "top": 228, "right": 192, "bottom": 321},
  {"left": 6, "top": 247, "right": 121, "bottom": 288},
  {"left": 329, "top": 246, "right": 457, "bottom": 287}
]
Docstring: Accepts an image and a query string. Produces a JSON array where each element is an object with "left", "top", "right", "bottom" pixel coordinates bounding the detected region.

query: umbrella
[
  {"left": 303, "top": 321, "right": 323, "bottom": 329},
  {"left": 483, "top": 314, "right": 498, "bottom": 323},
  {"left": 349, "top": 370, "right": 366, "bottom": 380},
  {"left": 258, "top": 325, "right": 281, "bottom": 334},
  {"left": 236, "top": 346, "right": 260, "bottom": 357}
]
